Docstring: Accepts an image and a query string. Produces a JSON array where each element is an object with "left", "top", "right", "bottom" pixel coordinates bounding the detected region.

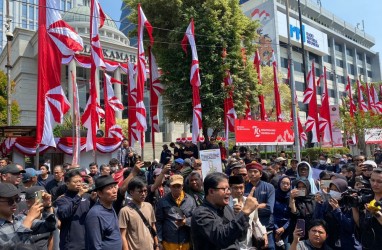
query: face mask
[
  {"left": 341, "top": 158, "right": 347, "bottom": 163},
  {"left": 111, "top": 166, "right": 117, "bottom": 172},
  {"left": 319, "top": 160, "right": 326, "bottom": 165},
  {"left": 329, "top": 190, "right": 342, "bottom": 200}
]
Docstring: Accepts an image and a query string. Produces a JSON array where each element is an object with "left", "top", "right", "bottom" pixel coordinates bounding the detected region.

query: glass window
[
  {"left": 336, "top": 59, "right": 343, "bottom": 68},
  {"left": 338, "top": 76, "right": 345, "bottom": 84},
  {"left": 294, "top": 61, "right": 302, "bottom": 72},
  {"left": 67, "top": 1, "right": 72, "bottom": 10},
  {"left": 335, "top": 43, "right": 342, "bottom": 52},
  {"left": 280, "top": 58, "right": 288, "bottom": 68},
  {"left": 29, "top": 5, "right": 34, "bottom": 19},
  {"left": 323, "top": 55, "right": 332, "bottom": 63},
  {"left": 61, "top": 0, "right": 65, "bottom": 10},
  {"left": 22, "top": 20, "right": 27, "bottom": 28},
  {"left": 329, "top": 89, "right": 335, "bottom": 98},
  {"left": 367, "top": 70, "right": 372, "bottom": 78},
  {"left": 0, "top": 0, "right": 3, "bottom": 13},
  {"left": 22, "top": 4, "right": 27, "bottom": 17},
  {"left": 295, "top": 81, "right": 305, "bottom": 92},
  {"left": 346, "top": 48, "right": 353, "bottom": 57},
  {"left": 348, "top": 64, "right": 355, "bottom": 75},
  {"left": 366, "top": 56, "right": 371, "bottom": 64},
  {"left": 357, "top": 53, "right": 363, "bottom": 61},
  {"left": 315, "top": 68, "right": 321, "bottom": 77},
  {"left": 309, "top": 53, "right": 319, "bottom": 63},
  {"left": 358, "top": 67, "right": 364, "bottom": 74}
]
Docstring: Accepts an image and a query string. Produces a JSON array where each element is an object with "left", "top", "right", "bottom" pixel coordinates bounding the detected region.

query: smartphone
[
  {"left": 35, "top": 190, "right": 43, "bottom": 203},
  {"left": 321, "top": 192, "right": 332, "bottom": 202},
  {"left": 320, "top": 180, "right": 331, "bottom": 189},
  {"left": 297, "top": 189, "right": 306, "bottom": 197},
  {"left": 296, "top": 219, "right": 306, "bottom": 237},
  {"left": 232, "top": 198, "right": 238, "bottom": 206}
]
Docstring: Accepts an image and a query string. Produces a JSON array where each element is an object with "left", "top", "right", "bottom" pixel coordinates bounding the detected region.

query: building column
[
  {"left": 353, "top": 48, "right": 359, "bottom": 79},
  {"left": 114, "top": 68, "right": 122, "bottom": 119},
  {"left": 67, "top": 60, "right": 77, "bottom": 116},
  {"left": 362, "top": 53, "right": 368, "bottom": 82}
]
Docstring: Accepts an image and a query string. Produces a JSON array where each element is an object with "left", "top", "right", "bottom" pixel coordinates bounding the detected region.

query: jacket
[
  {"left": 155, "top": 192, "right": 196, "bottom": 244},
  {"left": 191, "top": 200, "right": 250, "bottom": 250},
  {"left": 56, "top": 190, "right": 93, "bottom": 250}
]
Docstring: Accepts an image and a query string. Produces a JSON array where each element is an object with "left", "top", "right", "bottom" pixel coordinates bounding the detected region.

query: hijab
[
  {"left": 275, "top": 176, "right": 291, "bottom": 203},
  {"left": 296, "top": 161, "right": 319, "bottom": 194}
]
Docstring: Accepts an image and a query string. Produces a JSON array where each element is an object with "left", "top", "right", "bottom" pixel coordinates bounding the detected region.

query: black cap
[
  {"left": 229, "top": 175, "right": 244, "bottom": 185},
  {"left": 0, "top": 183, "right": 20, "bottom": 198},
  {"left": 94, "top": 175, "right": 118, "bottom": 191},
  {"left": 0, "top": 164, "right": 26, "bottom": 174},
  {"left": 25, "top": 186, "right": 46, "bottom": 200}
]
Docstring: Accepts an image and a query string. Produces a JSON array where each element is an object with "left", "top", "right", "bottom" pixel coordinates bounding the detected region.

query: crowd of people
[{"left": 0, "top": 139, "right": 382, "bottom": 250}]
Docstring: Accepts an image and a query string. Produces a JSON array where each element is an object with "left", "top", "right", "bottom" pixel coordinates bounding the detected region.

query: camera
[{"left": 341, "top": 188, "right": 374, "bottom": 208}]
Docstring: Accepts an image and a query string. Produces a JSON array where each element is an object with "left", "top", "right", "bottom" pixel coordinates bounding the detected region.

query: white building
[{"left": 240, "top": 0, "right": 381, "bottom": 117}]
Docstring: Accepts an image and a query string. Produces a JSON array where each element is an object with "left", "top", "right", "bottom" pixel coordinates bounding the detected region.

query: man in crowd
[
  {"left": 156, "top": 175, "right": 196, "bottom": 249},
  {"left": 191, "top": 172, "right": 259, "bottom": 249},
  {"left": 147, "top": 165, "right": 171, "bottom": 210},
  {"left": 85, "top": 175, "right": 121, "bottom": 249},
  {"left": 169, "top": 142, "right": 181, "bottom": 159},
  {"left": 374, "top": 148, "right": 382, "bottom": 165},
  {"left": 0, "top": 163, "right": 25, "bottom": 187},
  {"left": 160, "top": 144, "right": 172, "bottom": 165},
  {"left": 183, "top": 141, "right": 199, "bottom": 159},
  {"left": 22, "top": 168, "right": 41, "bottom": 189},
  {"left": 119, "top": 177, "right": 159, "bottom": 250},
  {"left": 352, "top": 167, "right": 382, "bottom": 249},
  {"left": 56, "top": 170, "right": 96, "bottom": 250},
  {"left": 0, "top": 157, "right": 9, "bottom": 168},
  {"left": 23, "top": 186, "right": 56, "bottom": 250},
  {"left": 117, "top": 138, "right": 130, "bottom": 167},
  {"left": 100, "top": 164, "right": 111, "bottom": 176},
  {"left": 45, "top": 165, "right": 65, "bottom": 202},
  {"left": 327, "top": 154, "right": 342, "bottom": 173},
  {"left": 0, "top": 183, "right": 56, "bottom": 247},
  {"left": 88, "top": 162, "right": 100, "bottom": 181},
  {"left": 185, "top": 171, "right": 204, "bottom": 206},
  {"left": 245, "top": 162, "right": 276, "bottom": 249},
  {"left": 110, "top": 158, "right": 124, "bottom": 184},
  {"left": 37, "top": 164, "right": 53, "bottom": 188},
  {"left": 286, "top": 159, "right": 299, "bottom": 179}
]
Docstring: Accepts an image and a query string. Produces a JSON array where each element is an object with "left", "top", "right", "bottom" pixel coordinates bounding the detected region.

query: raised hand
[{"left": 242, "top": 186, "right": 259, "bottom": 216}]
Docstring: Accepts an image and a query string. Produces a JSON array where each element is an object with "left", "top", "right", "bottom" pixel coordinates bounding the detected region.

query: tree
[
  {"left": 257, "top": 66, "right": 291, "bottom": 121},
  {"left": 339, "top": 82, "right": 382, "bottom": 153},
  {"left": 0, "top": 70, "right": 20, "bottom": 125},
  {"left": 125, "top": 0, "right": 260, "bottom": 136}
]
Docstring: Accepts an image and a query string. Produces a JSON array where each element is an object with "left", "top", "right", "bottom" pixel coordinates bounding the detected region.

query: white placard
[{"left": 199, "top": 149, "right": 222, "bottom": 179}]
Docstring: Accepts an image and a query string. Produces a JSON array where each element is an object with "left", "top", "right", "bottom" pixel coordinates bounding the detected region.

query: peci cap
[
  {"left": 1, "top": 164, "right": 26, "bottom": 175},
  {"left": 25, "top": 186, "right": 45, "bottom": 200},
  {"left": 229, "top": 175, "right": 244, "bottom": 185},
  {"left": 169, "top": 175, "right": 184, "bottom": 186},
  {"left": 0, "top": 183, "right": 20, "bottom": 198},
  {"left": 22, "top": 168, "right": 42, "bottom": 183},
  {"left": 94, "top": 175, "right": 118, "bottom": 191},
  {"left": 362, "top": 160, "right": 377, "bottom": 169}
]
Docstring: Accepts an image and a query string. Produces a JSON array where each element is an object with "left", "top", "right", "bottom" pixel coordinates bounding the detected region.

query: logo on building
[{"left": 290, "top": 24, "right": 320, "bottom": 49}]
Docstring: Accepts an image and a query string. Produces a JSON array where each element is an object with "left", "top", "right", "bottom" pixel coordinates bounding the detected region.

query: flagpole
[
  {"left": 286, "top": 0, "right": 301, "bottom": 161},
  {"left": 148, "top": 46, "right": 155, "bottom": 159}
]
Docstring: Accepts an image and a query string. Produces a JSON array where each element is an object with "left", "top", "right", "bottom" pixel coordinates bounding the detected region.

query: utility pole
[
  {"left": 286, "top": 0, "right": 301, "bottom": 161},
  {"left": 5, "top": 0, "right": 13, "bottom": 126}
]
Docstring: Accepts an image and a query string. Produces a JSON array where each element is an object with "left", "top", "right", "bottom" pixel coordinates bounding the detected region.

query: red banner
[{"left": 235, "top": 120, "right": 294, "bottom": 145}]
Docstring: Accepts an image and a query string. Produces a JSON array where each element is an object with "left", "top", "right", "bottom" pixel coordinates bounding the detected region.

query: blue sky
[{"left": 100, "top": 0, "right": 381, "bottom": 61}]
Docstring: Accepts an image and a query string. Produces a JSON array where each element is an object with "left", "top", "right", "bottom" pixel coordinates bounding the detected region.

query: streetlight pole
[
  {"left": 286, "top": 0, "right": 301, "bottom": 161},
  {"left": 5, "top": 0, "right": 13, "bottom": 126}
]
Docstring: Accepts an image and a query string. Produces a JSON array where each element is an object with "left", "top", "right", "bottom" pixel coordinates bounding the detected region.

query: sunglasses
[{"left": 0, "top": 196, "right": 21, "bottom": 206}]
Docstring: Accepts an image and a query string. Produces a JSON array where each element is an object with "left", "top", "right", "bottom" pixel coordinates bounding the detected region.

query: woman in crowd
[
  {"left": 314, "top": 179, "right": 362, "bottom": 250},
  {"left": 274, "top": 176, "right": 292, "bottom": 250},
  {"left": 295, "top": 161, "right": 318, "bottom": 194},
  {"left": 289, "top": 178, "right": 316, "bottom": 242}
]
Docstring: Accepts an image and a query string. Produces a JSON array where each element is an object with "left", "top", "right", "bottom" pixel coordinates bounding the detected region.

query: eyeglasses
[
  {"left": 214, "top": 187, "right": 231, "bottom": 193},
  {"left": 0, "top": 196, "right": 21, "bottom": 206}
]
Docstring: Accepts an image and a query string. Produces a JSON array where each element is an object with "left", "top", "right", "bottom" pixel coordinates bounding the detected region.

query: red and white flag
[
  {"left": 318, "top": 67, "right": 332, "bottom": 143},
  {"left": 127, "top": 61, "right": 140, "bottom": 147},
  {"left": 245, "top": 99, "right": 252, "bottom": 120},
  {"left": 36, "top": 0, "right": 83, "bottom": 147},
  {"left": 372, "top": 84, "right": 382, "bottom": 114},
  {"left": 254, "top": 50, "right": 267, "bottom": 121},
  {"left": 136, "top": 4, "right": 154, "bottom": 137},
  {"left": 303, "top": 61, "right": 319, "bottom": 143},
  {"left": 345, "top": 77, "right": 357, "bottom": 145},
  {"left": 357, "top": 80, "right": 368, "bottom": 112},
  {"left": 182, "top": 19, "right": 202, "bottom": 144},
  {"left": 224, "top": 70, "right": 237, "bottom": 133},
  {"left": 271, "top": 51, "right": 283, "bottom": 122},
  {"left": 104, "top": 73, "right": 124, "bottom": 140},
  {"left": 82, "top": 0, "right": 106, "bottom": 151}
]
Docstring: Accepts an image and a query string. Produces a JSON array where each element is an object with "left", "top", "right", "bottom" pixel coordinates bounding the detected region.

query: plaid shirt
[{"left": 0, "top": 213, "right": 56, "bottom": 248}]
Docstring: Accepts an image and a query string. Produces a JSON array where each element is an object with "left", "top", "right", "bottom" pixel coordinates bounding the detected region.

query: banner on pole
[
  {"left": 235, "top": 120, "right": 294, "bottom": 145},
  {"left": 322, "top": 105, "right": 343, "bottom": 147},
  {"left": 199, "top": 149, "right": 222, "bottom": 180},
  {"left": 365, "top": 129, "right": 382, "bottom": 144}
]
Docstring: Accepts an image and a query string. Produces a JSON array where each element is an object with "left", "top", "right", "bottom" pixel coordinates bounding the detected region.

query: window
[
  {"left": 327, "top": 39, "right": 331, "bottom": 47},
  {"left": 357, "top": 53, "right": 363, "bottom": 61},
  {"left": 336, "top": 59, "right": 344, "bottom": 68},
  {"left": 61, "top": 0, "right": 65, "bottom": 10},
  {"left": 329, "top": 89, "right": 335, "bottom": 98},
  {"left": 309, "top": 53, "right": 319, "bottom": 63},
  {"left": 29, "top": 5, "right": 34, "bottom": 19},
  {"left": 348, "top": 64, "right": 355, "bottom": 75},
  {"left": 315, "top": 68, "right": 321, "bottom": 77},
  {"left": 298, "top": 102, "right": 307, "bottom": 112},
  {"left": 335, "top": 43, "right": 342, "bottom": 52},
  {"left": 29, "top": 22, "right": 34, "bottom": 30},
  {"left": 346, "top": 48, "right": 353, "bottom": 57},
  {"left": 0, "top": 0, "right": 3, "bottom": 12},
  {"left": 358, "top": 67, "right": 364, "bottom": 74},
  {"left": 296, "top": 81, "right": 305, "bottom": 92},
  {"left": 367, "top": 70, "right": 372, "bottom": 78},
  {"left": 294, "top": 61, "right": 303, "bottom": 72},
  {"left": 67, "top": 1, "right": 72, "bottom": 10},
  {"left": 22, "top": 4, "right": 27, "bottom": 17},
  {"left": 280, "top": 58, "right": 288, "bottom": 68},
  {"left": 22, "top": 20, "right": 27, "bottom": 28},
  {"left": 338, "top": 76, "right": 345, "bottom": 84},
  {"left": 366, "top": 56, "right": 371, "bottom": 64},
  {"left": 324, "top": 55, "right": 332, "bottom": 63}
]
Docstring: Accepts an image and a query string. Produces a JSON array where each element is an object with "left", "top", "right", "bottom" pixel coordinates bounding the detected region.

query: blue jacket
[
  {"left": 56, "top": 190, "right": 93, "bottom": 250},
  {"left": 155, "top": 192, "right": 196, "bottom": 244}
]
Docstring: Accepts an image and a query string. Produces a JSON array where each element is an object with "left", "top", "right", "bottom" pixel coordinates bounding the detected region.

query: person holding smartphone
[
  {"left": 291, "top": 219, "right": 332, "bottom": 250},
  {"left": 289, "top": 179, "right": 316, "bottom": 242}
]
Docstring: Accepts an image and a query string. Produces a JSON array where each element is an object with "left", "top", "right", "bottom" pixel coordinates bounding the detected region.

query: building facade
[{"left": 240, "top": 0, "right": 381, "bottom": 118}]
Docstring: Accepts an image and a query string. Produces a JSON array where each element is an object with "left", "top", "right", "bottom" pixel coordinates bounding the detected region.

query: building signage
[
  {"left": 235, "top": 120, "right": 294, "bottom": 145},
  {"left": 277, "top": 11, "right": 328, "bottom": 55},
  {"left": 82, "top": 45, "right": 136, "bottom": 63},
  {"left": 365, "top": 129, "right": 382, "bottom": 144}
]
